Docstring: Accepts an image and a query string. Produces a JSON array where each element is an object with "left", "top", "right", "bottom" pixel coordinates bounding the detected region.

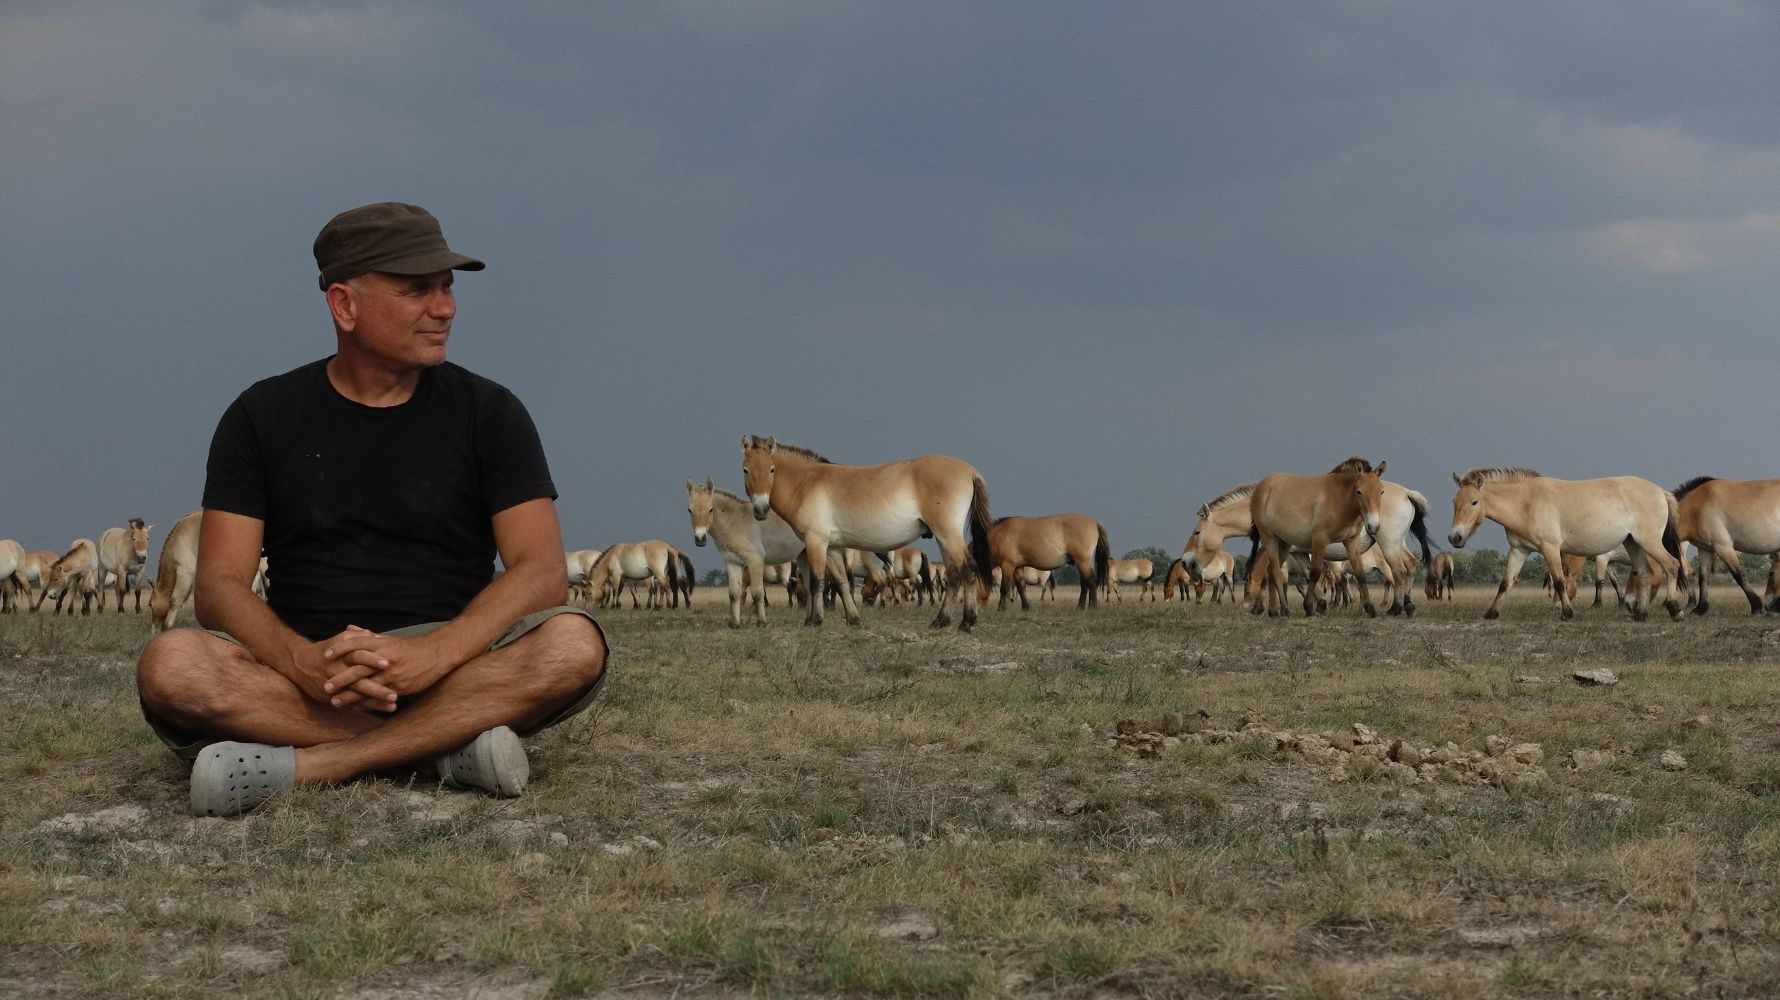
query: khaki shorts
[{"left": 142, "top": 605, "right": 608, "bottom": 762}]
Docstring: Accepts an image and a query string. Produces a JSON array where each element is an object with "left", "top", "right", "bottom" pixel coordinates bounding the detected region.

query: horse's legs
[
  {"left": 830, "top": 551, "right": 863, "bottom": 626},
  {"left": 1015, "top": 575, "right": 1032, "bottom": 612},
  {"left": 1484, "top": 548, "right": 1528, "bottom": 619},
  {"left": 1709, "top": 543, "right": 1764, "bottom": 614},
  {"left": 725, "top": 561, "right": 747, "bottom": 628},
  {"left": 1539, "top": 544, "right": 1575, "bottom": 619},
  {"left": 801, "top": 540, "right": 830, "bottom": 626},
  {"left": 931, "top": 532, "right": 977, "bottom": 631},
  {"left": 1629, "top": 533, "right": 1683, "bottom": 619}
]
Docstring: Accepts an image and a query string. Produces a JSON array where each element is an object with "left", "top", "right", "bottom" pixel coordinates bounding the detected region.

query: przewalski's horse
[
  {"left": 36, "top": 538, "right": 101, "bottom": 615},
  {"left": 148, "top": 511, "right": 202, "bottom": 632},
  {"left": 1673, "top": 476, "right": 1780, "bottom": 615},
  {"left": 590, "top": 540, "right": 689, "bottom": 610},
  {"left": 18, "top": 549, "right": 56, "bottom": 607},
  {"left": 1249, "top": 459, "right": 1389, "bottom": 617},
  {"left": 977, "top": 513, "right": 1110, "bottom": 611},
  {"left": 1104, "top": 558, "right": 1156, "bottom": 602},
  {"left": 1016, "top": 566, "right": 1056, "bottom": 601},
  {"left": 741, "top": 436, "right": 993, "bottom": 630},
  {"left": 97, "top": 517, "right": 153, "bottom": 613},
  {"left": 886, "top": 546, "right": 933, "bottom": 605},
  {"left": 1449, "top": 467, "right": 1684, "bottom": 621},
  {"left": 1184, "top": 551, "right": 1236, "bottom": 603},
  {"left": 1425, "top": 551, "right": 1456, "bottom": 600},
  {"left": 687, "top": 478, "right": 849, "bottom": 627},
  {"left": 565, "top": 548, "right": 603, "bottom": 605},
  {"left": 0, "top": 540, "right": 25, "bottom": 613}
]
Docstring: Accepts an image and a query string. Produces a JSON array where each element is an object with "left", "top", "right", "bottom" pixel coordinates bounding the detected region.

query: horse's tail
[
  {"left": 1406, "top": 490, "right": 1434, "bottom": 568},
  {"left": 664, "top": 551, "right": 681, "bottom": 607},
  {"left": 680, "top": 552, "right": 696, "bottom": 603},
  {"left": 967, "top": 476, "right": 995, "bottom": 584},
  {"left": 1246, "top": 527, "right": 1261, "bottom": 577},
  {"left": 1094, "top": 523, "right": 1111, "bottom": 585},
  {"left": 917, "top": 551, "right": 931, "bottom": 591},
  {"left": 1663, "top": 491, "right": 1685, "bottom": 584}
]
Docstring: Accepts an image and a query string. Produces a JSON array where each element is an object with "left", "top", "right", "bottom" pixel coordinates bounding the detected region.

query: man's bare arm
[
  {"left": 193, "top": 508, "right": 396, "bottom": 709},
  {"left": 320, "top": 497, "right": 569, "bottom": 698}
]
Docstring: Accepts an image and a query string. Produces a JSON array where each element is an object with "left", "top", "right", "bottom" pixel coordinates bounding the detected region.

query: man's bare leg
[
  {"left": 294, "top": 614, "right": 604, "bottom": 783},
  {"left": 137, "top": 614, "right": 605, "bottom": 783}
]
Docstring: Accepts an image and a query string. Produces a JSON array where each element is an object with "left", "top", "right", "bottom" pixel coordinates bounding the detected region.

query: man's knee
[
  {"left": 522, "top": 613, "right": 606, "bottom": 695},
  {"left": 137, "top": 629, "right": 211, "bottom": 708}
]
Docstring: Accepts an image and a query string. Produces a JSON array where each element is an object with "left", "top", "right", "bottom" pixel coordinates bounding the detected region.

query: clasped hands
[{"left": 298, "top": 625, "right": 457, "bottom": 712}]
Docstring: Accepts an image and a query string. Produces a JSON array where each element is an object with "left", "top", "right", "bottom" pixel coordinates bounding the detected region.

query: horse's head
[
  {"left": 128, "top": 518, "right": 152, "bottom": 560},
  {"left": 1448, "top": 471, "right": 1487, "bottom": 547},
  {"left": 686, "top": 478, "right": 715, "bottom": 546},
  {"left": 1346, "top": 459, "right": 1387, "bottom": 539},
  {"left": 740, "top": 435, "right": 778, "bottom": 520}
]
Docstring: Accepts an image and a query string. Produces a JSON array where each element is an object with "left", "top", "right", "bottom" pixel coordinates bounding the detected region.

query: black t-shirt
[{"left": 203, "top": 358, "right": 556, "bottom": 641}]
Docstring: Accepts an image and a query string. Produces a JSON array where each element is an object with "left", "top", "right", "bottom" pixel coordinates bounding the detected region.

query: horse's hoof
[
  {"left": 1483, "top": 609, "right": 1500, "bottom": 620},
  {"left": 1665, "top": 601, "right": 1682, "bottom": 620},
  {"left": 930, "top": 615, "right": 951, "bottom": 629},
  {"left": 1560, "top": 606, "right": 1574, "bottom": 620},
  {"left": 1363, "top": 604, "right": 1377, "bottom": 618}
]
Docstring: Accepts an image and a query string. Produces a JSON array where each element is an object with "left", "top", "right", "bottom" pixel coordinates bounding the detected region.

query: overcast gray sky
[{"left": 5, "top": 1, "right": 1778, "bottom": 567}]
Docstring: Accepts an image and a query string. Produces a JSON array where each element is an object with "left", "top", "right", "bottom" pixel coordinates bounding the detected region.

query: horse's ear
[
  {"left": 1195, "top": 505, "right": 1208, "bottom": 519},
  {"left": 704, "top": 477, "right": 714, "bottom": 492},
  {"left": 766, "top": 436, "right": 778, "bottom": 453},
  {"left": 1452, "top": 472, "right": 1463, "bottom": 485},
  {"left": 686, "top": 479, "right": 696, "bottom": 493},
  {"left": 740, "top": 435, "right": 752, "bottom": 452},
  {"left": 1374, "top": 460, "right": 1386, "bottom": 476}
]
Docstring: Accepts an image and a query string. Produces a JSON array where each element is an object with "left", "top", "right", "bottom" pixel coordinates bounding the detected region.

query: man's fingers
[{"left": 324, "top": 663, "right": 375, "bottom": 692}]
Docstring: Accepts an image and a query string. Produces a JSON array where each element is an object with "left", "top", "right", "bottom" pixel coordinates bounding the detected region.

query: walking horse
[
  {"left": 1448, "top": 467, "right": 1684, "bottom": 621},
  {"left": 977, "top": 513, "right": 1109, "bottom": 611},
  {"left": 741, "top": 436, "right": 993, "bottom": 630}
]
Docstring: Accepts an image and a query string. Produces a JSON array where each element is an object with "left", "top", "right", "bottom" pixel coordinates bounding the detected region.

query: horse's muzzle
[
  {"left": 1447, "top": 532, "right": 1467, "bottom": 548},
  {"left": 693, "top": 531, "right": 707, "bottom": 547},
  {"left": 751, "top": 498, "right": 771, "bottom": 520}
]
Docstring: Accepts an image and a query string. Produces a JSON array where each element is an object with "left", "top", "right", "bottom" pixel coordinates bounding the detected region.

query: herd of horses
[{"left": 7, "top": 438, "right": 1779, "bottom": 633}]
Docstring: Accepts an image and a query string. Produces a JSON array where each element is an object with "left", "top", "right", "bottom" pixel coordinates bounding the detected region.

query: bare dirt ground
[{"left": 3, "top": 586, "right": 1779, "bottom": 998}]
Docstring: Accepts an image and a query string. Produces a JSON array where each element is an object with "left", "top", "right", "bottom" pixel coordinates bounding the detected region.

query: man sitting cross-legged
[{"left": 136, "top": 202, "right": 607, "bottom": 817}]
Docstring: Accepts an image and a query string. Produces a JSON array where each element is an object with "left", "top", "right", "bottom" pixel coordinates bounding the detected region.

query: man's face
[{"left": 339, "top": 270, "right": 456, "bottom": 370}]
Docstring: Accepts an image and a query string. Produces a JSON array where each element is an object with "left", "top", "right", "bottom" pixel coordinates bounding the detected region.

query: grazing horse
[
  {"left": 0, "top": 540, "right": 25, "bottom": 613},
  {"left": 1249, "top": 459, "right": 1390, "bottom": 617},
  {"left": 687, "top": 478, "right": 848, "bottom": 627},
  {"left": 565, "top": 548, "right": 603, "bottom": 605},
  {"left": 1187, "top": 551, "right": 1236, "bottom": 603},
  {"left": 977, "top": 513, "right": 1110, "bottom": 611},
  {"left": 97, "top": 517, "right": 153, "bottom": 613},
  {"left": 740, "top": 436, "right": 993, "bottom": 630},
  {"left": 1104, "top": 558, "right": 1156, "bottom": 602},
  {"left": 886, "top": 546, "right": 933, "bottom": 605},
  {"left": 36, "top": 538, "right": 101, "bottom": 615},
  {"left": 148, "top": 511, "right": 203, "bottom": 632},
  {"left": 1425, "top": 551, "right": 1456, "bottom": 600},
  {"left": 1673, "top": 476, "right": 1780, "bottom": 616},
  {"left": 1448, "top": 467, "right": 1683, "bottom": 621},
  {"left": 589, "top": 541, "right": 688, "bottom": 610}
]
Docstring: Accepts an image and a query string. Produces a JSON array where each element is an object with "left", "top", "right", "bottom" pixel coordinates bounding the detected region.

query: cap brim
[{"left": 371, "top": 248, "right": 486, "bottom": 276}]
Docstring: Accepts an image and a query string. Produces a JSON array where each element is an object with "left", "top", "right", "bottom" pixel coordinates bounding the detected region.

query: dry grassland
[{"left": 4, "top": 586, "right": 1780, "bottom": 998}]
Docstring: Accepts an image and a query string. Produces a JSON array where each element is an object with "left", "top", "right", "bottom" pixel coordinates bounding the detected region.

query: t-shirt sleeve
[
  {"left": 202, "top": 393, "right": 268, "bottom": 520},
  {"left": 477, "top": 386, "right": 558, "bottom": 515}
]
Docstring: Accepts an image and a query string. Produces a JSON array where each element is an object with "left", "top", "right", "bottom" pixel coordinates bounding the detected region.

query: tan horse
[
  {"left": 1189, "top": 551, "right": 1236, "bottom": 603},
  {"left": 687, "top": 478, "right": 850, "bottom": 627},
  {"left": 1449, "top": 467, "right": 1683, "bottom": 620},
  {"left": 1104, "top": 558, "right": 1156, "bottom": 601},
  {"left": 1673, "top": 476, "right": 1780, "bottom": 616},
  {"left": 97, "top": 517, "right": 153, "bottom": 613},
  {"left": 1425, "top": 551, "right": 1455, "bottom": 600},
  {"left": 565, "top": 548, "right": 603, "bottom": 605},
  {"left": 18, "top": 548, "right": 56, "bottom": 607},
  {"left": 36, "top": 538, "right": 101, "bottom": 615},
  {"left": 589, "top": 541, "right": 691, "bottom": 610},
  {"left": 1017, "top": 565, "right": 1055, "bottom": 601},
  {"left": 0, "top": 540, "right": 25, "bottom": 613},
  {"left": 1249, "top": 459, "right": 1390, "bottom": 617},
  {"left": 886, "top": 546, "right": 933, "bottom": 605},
  {"left": 148, "top": 511, "right": 203, "bottom": 632},
  {"left": 741, "top": 436, "right": 993, "bottom": 630},
  {"left": 977, "top": 513, "right": 1109, "bottom": 611}
]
